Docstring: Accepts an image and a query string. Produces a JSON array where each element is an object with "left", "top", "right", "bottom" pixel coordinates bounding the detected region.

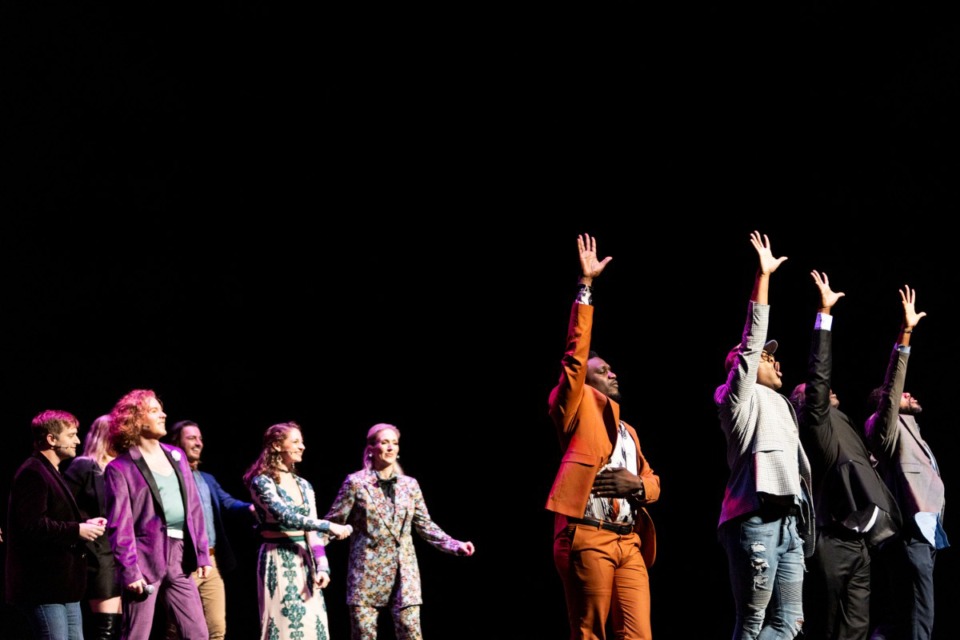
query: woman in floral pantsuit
[{"left": 324, "top": 423, "right": 475, "bottom": 640}]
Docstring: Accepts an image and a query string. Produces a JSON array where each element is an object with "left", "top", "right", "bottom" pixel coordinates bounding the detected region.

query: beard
[{"left": 902, "top": 402, "right": 922, "bottom": 416}]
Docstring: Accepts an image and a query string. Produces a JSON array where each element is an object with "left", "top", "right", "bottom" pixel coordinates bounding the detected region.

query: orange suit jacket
[{"left": 546, "top": 300, "right": 660, "bottom": 567}]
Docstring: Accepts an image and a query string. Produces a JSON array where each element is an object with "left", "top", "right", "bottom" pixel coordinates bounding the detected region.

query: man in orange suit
[{"left": 547, "top": 233, "right": 660, "bottom": 640}]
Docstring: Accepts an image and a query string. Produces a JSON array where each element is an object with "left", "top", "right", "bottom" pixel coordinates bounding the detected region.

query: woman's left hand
[
  {"left": 457, "top": 541, "right": 475, "bottom": 556},
  {"left": 315, "top": 572, "right": 331, "bottom": 589}
]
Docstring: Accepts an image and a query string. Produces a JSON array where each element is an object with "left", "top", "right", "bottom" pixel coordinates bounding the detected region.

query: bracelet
[{"left": 903, "top": 329, "right": 913, "bottom": 334}]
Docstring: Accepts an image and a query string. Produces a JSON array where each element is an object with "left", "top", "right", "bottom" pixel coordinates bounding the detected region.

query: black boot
[{"left": 90, "top": 612, "right": 122, "bottom": 640}]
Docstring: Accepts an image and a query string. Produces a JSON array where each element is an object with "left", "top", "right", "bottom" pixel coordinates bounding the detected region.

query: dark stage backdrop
[{"left": 3, "top": 3, "right": 960, "bottom": 639}]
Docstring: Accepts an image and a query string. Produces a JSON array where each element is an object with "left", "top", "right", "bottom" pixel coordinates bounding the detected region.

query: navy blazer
[
  {"left": 4, "top": 453, "right": 87, "bottom": 605},
  {"left": 197, "top": 470, "right": 253, "bottom": 574}
]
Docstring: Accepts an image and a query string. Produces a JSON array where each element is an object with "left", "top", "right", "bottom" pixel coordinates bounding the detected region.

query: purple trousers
[{"left": 121, "top": 538, "right": 208, "bottom": 640}]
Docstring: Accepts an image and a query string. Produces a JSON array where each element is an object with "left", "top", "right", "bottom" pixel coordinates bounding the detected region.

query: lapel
[
  {"left": 39, "top": 454, "right": 83, "bottom": 520},
  {"left": 364, "top": 471, "right": 401, "bottom": 541},
  {"left": 902, "top": 415, "right": 939, "bottom": 474},
  {"left": 129, "top": 445, "right": 187, "bottom": 517}
]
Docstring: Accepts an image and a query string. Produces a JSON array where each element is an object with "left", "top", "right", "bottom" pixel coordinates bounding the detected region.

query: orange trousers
[{"left": 554, "top": 522, "right": 652, "bottom": 640}]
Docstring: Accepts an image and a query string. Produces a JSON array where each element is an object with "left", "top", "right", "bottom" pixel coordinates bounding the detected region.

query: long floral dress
[{"left": 250, "top": 473, "right": 334, "bottom": 640}]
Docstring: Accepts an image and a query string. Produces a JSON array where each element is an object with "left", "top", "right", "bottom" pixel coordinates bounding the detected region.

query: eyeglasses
[{"left": 760, "top": 351, "right": 776, "bottom": 364}]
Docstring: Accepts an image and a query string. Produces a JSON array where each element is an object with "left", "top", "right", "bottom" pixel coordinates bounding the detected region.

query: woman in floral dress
[{"left": 244, "top": 422, "right": 353, "bottom": 639}]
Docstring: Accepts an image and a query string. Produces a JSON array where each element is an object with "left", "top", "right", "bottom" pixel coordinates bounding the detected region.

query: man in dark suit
[
  {"left": 104, "top": 389, "right": 211, "bottom": 640},
  {"left": 547, "top": 233, "right": 660, "bottom": 640},
  {"left": 789, "top": 270, "right": 901, "bottom": 640},
  {"left": 5, "top": 409, "right": 107, "bottom": 639},
  {"left": 162, "top": 419, "right": 255, "bottom": 640},
  {"left": 864, "top": 286, "right": 947, "bottom": 640}
]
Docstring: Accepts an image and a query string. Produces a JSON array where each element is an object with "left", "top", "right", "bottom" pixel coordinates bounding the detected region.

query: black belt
[{"left": 568, "top": 516, "right": 633, "bottom": 535}]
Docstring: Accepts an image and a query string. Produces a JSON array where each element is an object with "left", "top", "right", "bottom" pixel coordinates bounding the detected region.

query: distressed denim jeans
[{"left": 719, "top": 513, "right": 805, "bottom": 639}]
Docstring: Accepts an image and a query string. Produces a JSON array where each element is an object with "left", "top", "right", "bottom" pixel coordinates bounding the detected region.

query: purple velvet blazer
[{"left": 104, "top": 444, "right": 210, "bottom": 588}]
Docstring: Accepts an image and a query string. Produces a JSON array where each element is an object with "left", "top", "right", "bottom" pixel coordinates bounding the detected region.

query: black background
[{"left": 3, "top": 2, "right": 960, "bottom": 639}]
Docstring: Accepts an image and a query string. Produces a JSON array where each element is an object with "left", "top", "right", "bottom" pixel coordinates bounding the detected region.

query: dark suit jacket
[
  {"left": 4, "top": 453, "right": 87, "bottom": 605},
  {"left": 546, "top": 299, "right": 659, "bottom": 568},
  {"left": 104, "top": 444, "right": 210, "bottom": 588},
  {"left": 63, "top": 456, "right": 118, "bottom": 591},
  {"left": 197, "top": 470, "right": 252, "bottom": 574},
  {"left": 795, "top": 328, "right": 901, "bottom": 547}
]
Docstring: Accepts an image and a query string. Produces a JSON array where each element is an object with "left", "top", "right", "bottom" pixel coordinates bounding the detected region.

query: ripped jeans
[{"left": 719, "top": 513, "right": 805, "bottom": 640}]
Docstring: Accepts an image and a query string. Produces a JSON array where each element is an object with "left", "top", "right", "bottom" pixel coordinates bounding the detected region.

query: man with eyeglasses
[{"left": 714, "top": 230, "right": 815, "bottom": 640}]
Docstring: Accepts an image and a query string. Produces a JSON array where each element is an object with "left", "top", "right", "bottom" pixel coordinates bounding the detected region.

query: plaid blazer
[{"left": 715, "top": 301, "right": 815, "bottom": 556}]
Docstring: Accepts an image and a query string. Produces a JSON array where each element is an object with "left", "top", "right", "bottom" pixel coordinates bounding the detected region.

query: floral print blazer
[{"left": 324, "top": 469, "right": 462, "bottom": 607}]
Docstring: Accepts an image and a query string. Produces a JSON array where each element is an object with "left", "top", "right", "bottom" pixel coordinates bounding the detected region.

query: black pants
[{"left": 805, "top": 530, "right": 871, "bottom": 640}]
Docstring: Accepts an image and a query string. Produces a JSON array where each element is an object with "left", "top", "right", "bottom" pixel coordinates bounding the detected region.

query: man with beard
[
  {"left": 546, "top": 233, "right": 660, "bottom": 640},
  {"left": 865, "top": 285, "right": 948, "bottom": 640},
  {"left": 162, "top": 420, "right": 255, "bottom": 640}
]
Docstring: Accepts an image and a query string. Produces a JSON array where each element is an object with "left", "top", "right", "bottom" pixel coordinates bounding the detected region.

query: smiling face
[
  {"left": 369, "top": 428, "right": 399, "bottom": 472},
  {"left": 178, "top": 425, "right": 204, "bottom": 465},
  {"left": 274, "top": 427, "right": 305, "bottom": 470},
  {"left": 139, "top": 396, "right": 167, "bottom": 441}
]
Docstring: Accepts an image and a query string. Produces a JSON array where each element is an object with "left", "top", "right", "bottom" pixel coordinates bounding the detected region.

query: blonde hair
[
  {"left": 363, "top": 423, "right": 404, "bottom": 475},
  {"left": 82, "top": 414, "right": 115, "bottom": 467}
]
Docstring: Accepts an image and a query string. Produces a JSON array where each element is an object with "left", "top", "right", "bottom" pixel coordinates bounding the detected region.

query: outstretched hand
[
  {"left": 811, "top": 270, "right": 845, "bottom": 310},
  {"left": 749, "top": 230, "right": 788, "bottom": 275},
  {"left": 900, "top": 285, "right": 926, "bottom": 329},
  {"left": 578, "top": 233, "right": 612, "bottom": 281}
]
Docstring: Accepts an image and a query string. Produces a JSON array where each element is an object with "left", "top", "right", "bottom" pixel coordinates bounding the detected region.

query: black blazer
[
  {"left": 63, "top": 456, "right": 117, "bottom": 591},
  {"left": 4, "top": 453, "right": 87, "bottom": 605},
  {"left": 795, "top": 327, "right": 901, "bottom": 547}
]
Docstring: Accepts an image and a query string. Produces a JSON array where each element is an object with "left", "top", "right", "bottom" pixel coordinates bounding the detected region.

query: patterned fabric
[
  {"left": 714, "top": 301, "right": 815, "bottom": 556},
  {"left": 584, "top": 421, "right": 637, "bottom": 524},
  {"left": 250, "top": 473, "right": 334, "bottom": 639},
  {"left": 256, "top": 540, "right": 329, "bottom": 640},
  {"left": 324, "top": 470, "right": 462, "bottom": 609}
]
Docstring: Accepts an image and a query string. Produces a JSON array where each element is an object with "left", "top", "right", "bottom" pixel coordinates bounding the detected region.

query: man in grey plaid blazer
[{"left": 714, "top": 231, "right": 814, "bottom": 640}]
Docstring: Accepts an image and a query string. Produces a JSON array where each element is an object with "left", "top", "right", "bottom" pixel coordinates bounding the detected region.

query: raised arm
[
  {"left": 865, "top": 285, "right": 925, "bottom": 454},
  {"left": 812, "top": 270, "right": 845, "bottom": 313},
  {"left": 898, "top": 284, "right": 926, "bottom": 347},
  {"left": 748, "top": 230, "right": 788, "bottom": 304},
  {"left": 577, "top": 233, "right": 612, "bottom": 287},
  {"left": 799, "top": 271, "right": 846, "bottom": 451}
]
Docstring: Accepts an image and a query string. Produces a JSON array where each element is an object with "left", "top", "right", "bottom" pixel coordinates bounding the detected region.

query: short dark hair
[
  {"left": 866, "top": 387, "right": 885, "bottom": 415},
  {"left": 589, "top": 350, "right": 599, "bottom": 360}
]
